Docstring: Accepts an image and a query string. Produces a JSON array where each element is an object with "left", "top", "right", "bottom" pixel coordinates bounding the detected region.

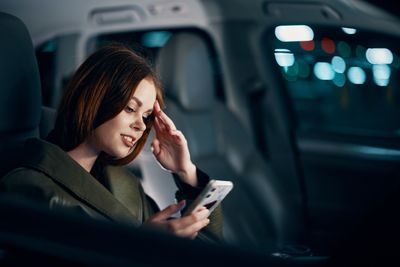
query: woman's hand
[
  {"left": 151, "top": 101, "right": 197, "bottom": 186},
  {"left": 145, "top": 200, "right": 210, "bottom": 239}
]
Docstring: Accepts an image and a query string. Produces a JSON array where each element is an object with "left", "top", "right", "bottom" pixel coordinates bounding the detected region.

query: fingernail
[{"left": 178, "top": 200, "right": 186, "bottom": 210}]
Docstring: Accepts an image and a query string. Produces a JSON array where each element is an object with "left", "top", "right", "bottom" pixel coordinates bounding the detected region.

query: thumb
[{"left": 150, "top": 200, "right": 186, "bottom": 221}]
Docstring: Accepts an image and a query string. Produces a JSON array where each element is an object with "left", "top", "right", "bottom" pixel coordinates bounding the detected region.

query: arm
[
  {"left": 150, "top": 101, "right": 197, "bottom": 186},
  {"left": 1, "top": 168, "right": 57, "bottom": 202},
  {"left": 144, "top": 101, "right": 223, "bottom": 242},
  {"left": 0, "top": 168, "right": 97, "bottom": 219}
]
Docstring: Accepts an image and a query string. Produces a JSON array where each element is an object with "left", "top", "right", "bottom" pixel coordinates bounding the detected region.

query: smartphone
[{"left": 183, "top": 179, "right": 233, "bottom": 216}]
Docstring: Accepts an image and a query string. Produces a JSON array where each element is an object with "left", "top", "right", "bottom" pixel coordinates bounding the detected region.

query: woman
[{"left": 0, "top": 44, "right": 222, "bottom": 242}]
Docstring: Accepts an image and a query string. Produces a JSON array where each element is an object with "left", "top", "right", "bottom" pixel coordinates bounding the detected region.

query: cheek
[
  {"left": 92, "top": 122, "right": 119, "bottom": 146},
  {"left": 99, "top": 117, "right": 125, "bottom": 135}
]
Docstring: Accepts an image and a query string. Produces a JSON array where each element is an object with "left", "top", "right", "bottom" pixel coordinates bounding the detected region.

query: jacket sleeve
[
  {"left": 1, "top": 168, "right": 59, "bottom": 202},
  {"left": 0, "top": 168, "right": 94, "bottom": 218},
  {"left": 173, "top": 168, "right": 224, "bottom": 243}
]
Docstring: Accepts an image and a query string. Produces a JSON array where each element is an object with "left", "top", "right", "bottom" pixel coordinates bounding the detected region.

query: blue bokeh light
[
  {"left": 372, "top": 64, "right": 391, "bottom": 86},
  {"left": 333, "top": 73, "right": 346, "bottom": 87},
  {"left": 347, "top": 67, "right": 366, "bottom": 85},
  {"left": 331, "top": 56, "right": 346, "bottom": 73},
  {"left": 313, "top": 62, "right": 334, "bottom": 80}
]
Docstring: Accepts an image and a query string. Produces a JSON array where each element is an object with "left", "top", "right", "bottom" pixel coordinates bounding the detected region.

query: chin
[
  {"left": 106, "top": 147, "right": 131, "bottom": 159},
  {"left": 116, "top": 150, "right": 131, "bottom": 159}
]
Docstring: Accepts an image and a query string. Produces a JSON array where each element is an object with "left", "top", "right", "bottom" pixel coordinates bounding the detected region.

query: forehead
[{"left": 131, "top": 78, "right": 157, "bottom": 107}]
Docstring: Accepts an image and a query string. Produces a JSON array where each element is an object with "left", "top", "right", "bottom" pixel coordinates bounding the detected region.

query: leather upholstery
[
  {"left": 0, "top": 12, "right": 41, "bottom": 177},
  {"left": 156, "top": 32, "right": 215, "bottom": 111}
]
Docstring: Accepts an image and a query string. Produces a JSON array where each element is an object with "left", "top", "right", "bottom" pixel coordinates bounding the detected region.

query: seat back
[
  {"left": 0, "top": 12, "right": 42, "bottom": 177},
  {"left": 40, "top": 105, "right": 57, "bottom": 139},
  {"left": 155, "top": 32, "right": 306, "bottom": 250}
]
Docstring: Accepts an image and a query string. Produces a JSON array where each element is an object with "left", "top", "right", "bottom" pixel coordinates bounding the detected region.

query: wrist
[{"left": 177, "top": 163, "right": 197, "bottom": 187}]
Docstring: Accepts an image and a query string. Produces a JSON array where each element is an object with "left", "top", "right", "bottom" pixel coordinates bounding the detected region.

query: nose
[{"left": 130, "top": 116, "right": 146, "bottom": 132}]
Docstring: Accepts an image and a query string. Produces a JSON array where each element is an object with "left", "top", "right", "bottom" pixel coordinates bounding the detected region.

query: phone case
[{"left": 183, "top": 179, "right": 233, "bottom": 215}]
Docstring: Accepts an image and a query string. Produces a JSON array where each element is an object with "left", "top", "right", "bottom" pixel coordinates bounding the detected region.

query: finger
[
  {"left": 153, "top": 117, "right": 165, "bottom": 135},
  {"left": 155, "top": 117, "right": 184, "bottom": 145},
  {"left": 178, "top": 208, "right": 210, "bottom": 228},
  {"left": 154, "top": 100, "right": 162, "bottom": 114},
  {"left": 157, "top": 109, "right": 177, "bottom": 132},
  {"left": 169, "top": 130, "right": 187, "bottom": 144},
  {"left": 149, "top": 200, "right": 186, "bottom": 221},
  {"left": 151, "top": 139, "right": 161, "bottom": 156},
  {"left": 177, "top": 218, "right": 210, "bottom": 237},
  {"left": 191, "top": 206, "right": 208, "bottom": 214}
]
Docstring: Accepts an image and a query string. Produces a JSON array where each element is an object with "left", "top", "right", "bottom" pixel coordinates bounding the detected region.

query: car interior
[
  {"left": 1, "top": 0, "right": 400, "bottom": 266},
  {"left": 0, "top": 11, "right": 269, "bottom": 267}
]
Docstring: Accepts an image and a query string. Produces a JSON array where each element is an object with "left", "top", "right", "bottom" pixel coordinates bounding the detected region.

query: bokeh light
[{"left": 347, "top": 67, "right": 366, "bottom": 84}]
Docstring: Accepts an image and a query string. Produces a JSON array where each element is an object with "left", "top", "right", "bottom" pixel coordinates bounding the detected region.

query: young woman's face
[{"left": 89, "top": 78, "right": 157, "bottom": 158}]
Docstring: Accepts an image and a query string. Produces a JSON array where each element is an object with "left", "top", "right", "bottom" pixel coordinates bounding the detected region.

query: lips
[{"left": 121, "top": 134, "right": 136, "bottom": 148}]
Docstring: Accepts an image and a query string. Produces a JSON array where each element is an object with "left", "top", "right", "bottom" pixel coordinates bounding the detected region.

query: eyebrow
[
  {"left": 131, "top": 96, "right": 143, "bottom": 107},
  {"left": 131, "top": 97, "right": 153, "bottom": 113}
]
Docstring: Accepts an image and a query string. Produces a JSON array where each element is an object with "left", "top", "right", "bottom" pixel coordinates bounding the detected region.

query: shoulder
[
  {"left": 0, "top": 167, "right": 58, "bottom": 197},
  {"left": 1, "top": 167, "right": 54, "bottom": 186}
]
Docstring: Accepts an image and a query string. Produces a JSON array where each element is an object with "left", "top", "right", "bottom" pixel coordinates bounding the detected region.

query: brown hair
[{"left": 48, "top": 43, "right": 164, "bottom": 165}]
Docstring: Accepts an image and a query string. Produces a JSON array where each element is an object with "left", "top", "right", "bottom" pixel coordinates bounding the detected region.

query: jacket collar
[{"left": 22, "top": 138, "right": 141, "bottom": 225}]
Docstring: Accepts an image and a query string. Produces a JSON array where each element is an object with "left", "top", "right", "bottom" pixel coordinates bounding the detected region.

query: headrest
[
  {"left": 156, "top": 32, "right": 215, "bottom": 111},
  {"left": 0, "top": 12, "right": 41, "bottom": 135}
]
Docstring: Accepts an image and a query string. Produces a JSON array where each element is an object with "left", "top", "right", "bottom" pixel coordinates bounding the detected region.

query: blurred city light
[
  {"left": 314, "top": 62, "right": 334, "bottom": 80},
  {"left": 366, "top": 48, "right": 393, "bottom": 65},
  {"left": 282, "top": 61, "right": 299, "bottom": 81},
  {"left": 321, "top": 37, "right": 335, "bottom": 54},
  {"left": 275, "top": 25, "right": 314, "bottom": 42},
  {"left": 341, "top": 27, "right": 357, "bottom": 34},
  {"left": 337, "top": 41, "right": 351, "bottom": 58},
  {"left": 348, "top": 67, "right": 366, "bottom": 84},
  {"left": 300, "top": 40, "right": 315, "bottom": 51},
  {"left": 372, "top": 64, "right": 391, "bottom": 86},
  {"left": 333, "top": 73, "right": 346, "bottom": 87},
  {"left": 274, "top": 49, "right": 295, "bottom": 67},
  {"left": 331, "top": 56, "right": 346, "bottom": 73}
]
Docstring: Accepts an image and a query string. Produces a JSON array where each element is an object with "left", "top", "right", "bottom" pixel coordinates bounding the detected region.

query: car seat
[
  {"left": 0, "top": 12, "right": 56, "bottom": 178},
  {"left": 151, "top": 31, "right": 307, "bottom": 252},
  {"left": 0, "top": 12, "right": 42, "bottom": 177}
]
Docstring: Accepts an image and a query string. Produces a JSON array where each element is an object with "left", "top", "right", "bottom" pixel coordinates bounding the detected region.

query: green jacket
[{"left": 0, "top": 138, "right": 223, "bottom": 242}]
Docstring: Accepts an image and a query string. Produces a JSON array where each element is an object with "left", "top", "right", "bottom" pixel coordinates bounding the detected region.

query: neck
[{"left": 67, "top": 141, "right": 99, "bottom": 172}]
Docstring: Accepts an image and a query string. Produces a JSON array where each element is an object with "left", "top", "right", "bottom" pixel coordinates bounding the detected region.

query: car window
[
  {"left": 88, "top": 30, "right": 171, "bottom": 64},
  {"left": 267, "top": 25, "right": 400, "bottom": 139},
  {"left": 89, "top": 29, "right": 225, "bottom": 101}
]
